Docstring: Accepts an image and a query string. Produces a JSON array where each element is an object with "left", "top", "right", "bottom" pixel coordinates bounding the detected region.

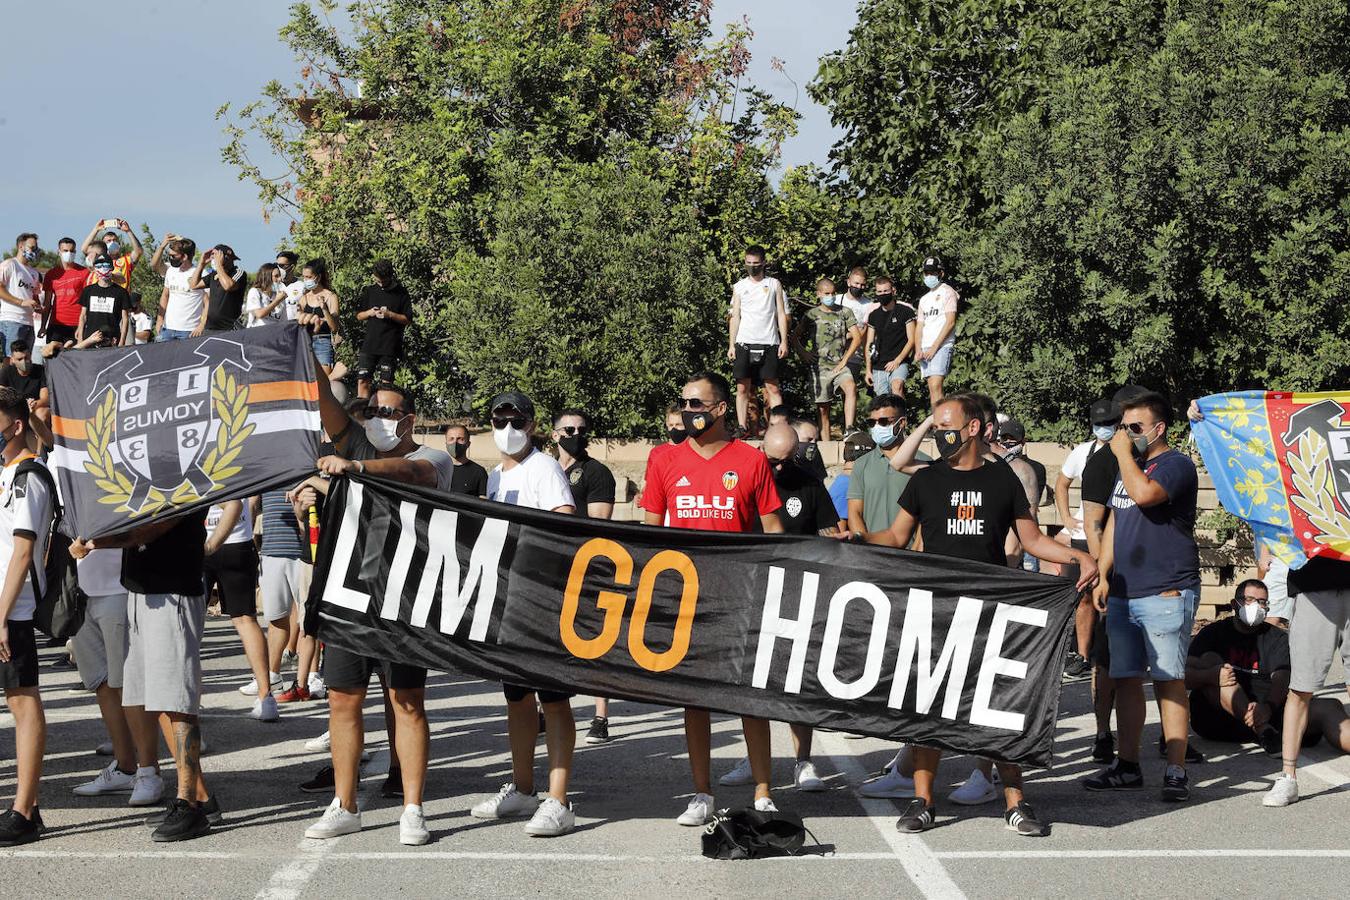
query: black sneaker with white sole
[
  {"left": 1161, "top": 768, "right": 1190, "bottom": 803},
  {"left": 1063, "top": 652, "right": 1092, "bottom": 680},
  {"left": 895, "top": 799, "right": 936, "bottom": 834},
  {"left": 0, "top": 808, "right": 44, "bottom": 846},
  {"left": 300, "top": 765, "right": 336, "bottom": 794},
  {"left": 151, "top": 799, "right": 212, "bottom": 842},
  {"left": 585, "top": 716, "right": 612, "bottom": 745},
  {"left": 1004, "top": 801, "right": 1048, "bottom": 836},
  {"left": 146, "top": 795, "right": 224, "bottom": 827},
  {"left": 1083, "top": 760, "right": 1144, "bottom": 791}
]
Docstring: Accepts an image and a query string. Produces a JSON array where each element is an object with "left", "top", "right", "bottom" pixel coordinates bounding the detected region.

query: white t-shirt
[
  {"left": 0, "top": 258, "right": 40, "bottom": 325},
  {"left": 916, "top": 282, "right": 959, "bottom": 350},
  {"left": 1059, "top": 439, "right": 1102, "bottom": 541},
  {"left": 0, "top": 458, "right": 54, "bottom": 621},
  {"left": 206, "top": 502, "right": 254, "bottom": 545},
  {"left": 841, "top": 294, "right": 877, "bottom": 328},
  {"left": 245, "top": 286, "right": 284, "bottom": 327},
  {"left": 162, "top": 264, "right": 206, "bottom": 332},
  {"left": 132, "top": 311, "right": 153, "bottom": 343},
  {"left": 732, "top": 276, "right": 783, "bottom": 346},
  {"left": 488, "top": 449, "right": 575, "bottom": 511},
  {"left": 77, "top": 548, "right": 124, "bottom": 598}
]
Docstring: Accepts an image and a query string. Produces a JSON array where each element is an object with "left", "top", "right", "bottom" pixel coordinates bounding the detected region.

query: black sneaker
[
  {"left": 300, "top": 765, "right": 336, "bottom": 794},
  {"left": 585, "top": 716, "right": 611, "bottom": 745},
  {"left": 1063, "top": 652, "right": 1092, "bottom": 680},
  {"left": 895, "top": 799, "right": 936, "bottom": 834},
  {"left": 538, "top": 711, "right": 547, "bottom": 734},
  {"left": 151, "top": 799, "right": 212, "bottom": 842},
  {"left": 0, "top": 808, "right": 44, "bottom": 846},
  {"left": 1157, "top": 735, "right": 1206, "bottom": 763},
  {"left": 1091, "top": 732, "right": 1116, "bottom": 764},
  {"left": 1004, "top": 801, "right": 1048, "bottom": 837},
  {"left": 50, "top": 654, "right": 77, "bottom": 669},
  {"left": 380, "top": 767, "right": 403, "bottom": 799},
  {"left": 1083, "top": 760, "right": 1144, "bottom": 791},
  {"left": 1258, "top": 725, "right": 1282, "bottom": 758},
  {"left": 1162, "top": 768, "right": 1190, "bottom": 803},
  {"left": 145, "top": 795, "right": 223, "bottom": 826}
]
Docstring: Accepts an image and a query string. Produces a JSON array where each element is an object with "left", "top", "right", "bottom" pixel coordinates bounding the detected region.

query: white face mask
[
  {"left": 105, "top": 240, "right": 121, "bottom": 255},
  {"left": 363, "top": 415, "right": 404, "bottom": 452},
  {"left": 493, "top": 424, "right": 529, "bottom": 455},
  {"left": 60, "top": 250, "right": 76, "bottom": 264},
  {"left": 1237, "top": 602, "right": 1267, "bottom": 627},
  {"left": 1092, "top": 424, "right": 1116, "bottom": 442},
  {"left": 923, "top": 274, "right": 940, "bottom": 290}
]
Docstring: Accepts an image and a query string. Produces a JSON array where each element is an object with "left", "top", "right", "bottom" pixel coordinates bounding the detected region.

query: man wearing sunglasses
[
  {"left": 551, "top": 408, "right": 618, "bottom": 745},
  {"left": 846, "top": 395, "right": 928, "bottom": 537},
  {"left": 640, "top": 372, "right": 784, "bottom": 826},
  {"left": 1087, "top": 391, "right": 1201, "bottom": 802}
]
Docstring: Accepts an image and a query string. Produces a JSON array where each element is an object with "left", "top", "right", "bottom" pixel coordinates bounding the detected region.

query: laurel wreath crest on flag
[
  {"left": 83, "top": 366, "right": 254, "bottom": 515},
  {"left": 1287, "top": 429, "right": 1350, "bottom": 556}
]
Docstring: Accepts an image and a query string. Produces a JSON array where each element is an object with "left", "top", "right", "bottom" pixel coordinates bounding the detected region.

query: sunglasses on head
[
  {"left": 491, "top": 414, "right": 528, "bottom": 430},
  {"left": 678, "top": 397, "right": 717, "bottom": 411},
  {"left": 866, "top": 415, "right": 902, "bottom": 427},
  {"left": 555, "top": 425, "right": 588, "bottom": 436}
]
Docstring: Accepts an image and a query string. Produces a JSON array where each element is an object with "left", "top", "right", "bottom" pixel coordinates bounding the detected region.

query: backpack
[
  {"left": 15, "top": 461, "right": 86, "bottom": 642},
  {"left": 700, "top": 806, "right": 814, "bottom": 860}
]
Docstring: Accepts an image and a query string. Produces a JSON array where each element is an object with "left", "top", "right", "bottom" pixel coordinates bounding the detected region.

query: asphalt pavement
[{"left": 1, "top": 617, "right": 1346, "bottom": 899}]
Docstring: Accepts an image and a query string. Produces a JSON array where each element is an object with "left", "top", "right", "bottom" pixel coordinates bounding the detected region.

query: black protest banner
[
  {"left": 309, "top": 476, "right": 1080, "bottom": 766},
  {"left": 47, "top": 323, "right": 321, "bottom": 539}
]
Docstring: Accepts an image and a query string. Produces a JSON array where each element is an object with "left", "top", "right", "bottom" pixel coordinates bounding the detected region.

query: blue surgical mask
[
  {"left": 1093, "top": 425, "right": 1116, "bottom": 443},
  {"left": 303, "top": 278, "right": 317, "bottom": 290},
  {"left": 105, "top": 240, "right": 121, "bottom": 255},
  {"left": 923, "top": 274, "right": 940, "bottom": 290},
  {"left": 820, "top": 294, "right": 838, "bottom": 307},
  {"left": 870, "top": 423, "right": 899, "bottom": 449}
]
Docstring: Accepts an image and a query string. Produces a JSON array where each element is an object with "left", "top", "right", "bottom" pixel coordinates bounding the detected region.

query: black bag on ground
[
  {"left": 16, "top": 461, "right": 86, "bottom": 642},
  {"left": 701, "top": 807, "right": 810, "bottom": 860}
]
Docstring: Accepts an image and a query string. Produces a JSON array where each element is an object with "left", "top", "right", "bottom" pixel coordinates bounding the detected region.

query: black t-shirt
[
  {"left": 122, "top": 511, "right": 209, "bottom": 596},
  {"left": 204, "top": 267, "right": 248, "bottom": 331},
  {"left": 1287, "top": 556, "right": 1347, "bottom": 594},
  {"left": 1080, "top": 443, "right": 1120, "bottom": 507},
  {"left": 358, "top": 283, "right": 413, "bottom": 357},
  {"left": 1187, "top": 618, "right": 1291, "bottom": 705},
  {"left": 566, "top": 456, "right": 617, "bottom": 514},
  {"left": 1025, "top": 457, "right": 1047, "bottom": 506},
  {"left": 450, "top": 459, "right": 489, "bottom": 497},
  {"left": 0, "top": 363, "right": 44, "bottom": 402},
  {"left": 79, "top": 283, "right": 130, "bottom": 341},
  {"left": 898, "top": 459, "right": 1030, "bottom": 565},
  {"left": 773, "top": 463, "right": 839, "bottom": 536},
  {"left": 866, "top": 301, "right": 916, "bottom": 364}
]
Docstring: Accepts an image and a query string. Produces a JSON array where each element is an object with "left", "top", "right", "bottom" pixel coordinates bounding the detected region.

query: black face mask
[
  {"left": 449, "top": 442, "right": 468, "bottom": 460},
  {"left": 933, "top": 428, "right": 968, "bottom": 460},
  {"left": 794, "top": 442, "right": 827, "bottom": 479},
  {"left": 682, "top": 407, "right": 719, "bottom": 439},
  {"left": 847, "top": 285, "right": 863, "bottom": 298},
  {"left": 876, "top": 292, "right": 895, "bottom": 305},
  {"left": 667, "top": 427, "right": 687, "bottom": 445},
  {"left": 167, "top": 254, "right": 183, "bottom": 267},
  {"left": 559, "top": 435, "right": 588, "bottom": 457},
  {"left": 745, "top": 263, "right": 765, "bottom": 276}
]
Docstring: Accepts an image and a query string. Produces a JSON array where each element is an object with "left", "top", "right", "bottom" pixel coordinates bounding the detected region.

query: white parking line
[
  {"left": 816, "top": 731, "right": 968, "bottom": 900},
  {"left": 254, "top": 838, "right": 340, "bottom": 900},
  {"left": 932, "top": 849, "right": 1350, "bottom": 859}
]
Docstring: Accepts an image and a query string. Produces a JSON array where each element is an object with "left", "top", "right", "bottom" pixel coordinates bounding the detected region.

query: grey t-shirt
[{"left": 343, "top": 424, "right": 456, "bottom": 493}]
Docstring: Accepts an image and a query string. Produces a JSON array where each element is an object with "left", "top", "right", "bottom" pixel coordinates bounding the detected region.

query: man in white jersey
[
  {"left": 151, "top": 236, "right": 206, "bottom": 341},
  {"left": 914, "top": 255, "right": 959, "bottom": 410},
  {"left": 727, "top": 245, "right": 789, "bottom": 432}
]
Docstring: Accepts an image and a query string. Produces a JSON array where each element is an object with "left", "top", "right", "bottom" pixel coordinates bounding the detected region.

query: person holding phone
[{"left": 354, "top": 260, "right": 411, "bottom": 398}]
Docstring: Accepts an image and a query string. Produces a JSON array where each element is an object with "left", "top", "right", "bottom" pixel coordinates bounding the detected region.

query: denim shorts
[
  {"left": 1106, "top": 588, "right": 1199, "bottom": 681},
  {"left": 869, "top": 365, "right": 909, "bottom": 397},
  {"left": 156, "top": 328, "right": 193, "bottom": 342},
  {"left": 920, "top": 342, "right": 954, "bottom": 378},
  {"left": 0, "top": 321, "right": 34, "bottom": 356},
  {"left": 312, "top": 334, "right": 335, "bottom": 366}
]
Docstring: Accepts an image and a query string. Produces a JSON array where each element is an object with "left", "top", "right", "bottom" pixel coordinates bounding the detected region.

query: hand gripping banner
[
  {"left": 46, "top": 323, "right": 322, "bottom": 539},
  {"left": 308, "top": 476, "right": 1082, "bottom": 767},
  {"left": 1192, "top": 390, "right": 1350, "bottom": 568}
]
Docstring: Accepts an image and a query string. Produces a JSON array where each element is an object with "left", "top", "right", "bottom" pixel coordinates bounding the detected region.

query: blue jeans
[
  {"left": 0, "top": 321, "right": 34, "bottom": 356},
  {"left": 870, "top": 364, "right": 910, "bottom": 396},
  {"left": 1021, "top": 552, "right": 1040, "bottom": 573},
  {"left": 157, "top": 328, "right": 193, "bottom": 342},
  {"left": 1106, "top": 588, "right": 1199, "bottom": 681},
  {"left": 312, "top": 335, "right": 334, "bottom": 366},
  {"left": 919, "top": 342, "right": 954, "bottom": 378}
]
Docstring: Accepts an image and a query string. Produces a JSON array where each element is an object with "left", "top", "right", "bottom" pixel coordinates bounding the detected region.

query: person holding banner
[
  {"left": 851, "top": 393, "right": 1098, "bottom": 837},
  {"left": 640, "top": 371, "right": 785, "bottom": 827}
]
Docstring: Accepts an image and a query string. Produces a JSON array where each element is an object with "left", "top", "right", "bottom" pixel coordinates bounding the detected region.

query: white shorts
[
  {"left": 261, "top": 556, "right": 305, "bottom": 622},
  {"left": 920, "top": 342, "right": 954, "bottom": 378},
  {"left": 72, "top": 593, "right": 128, "bottom": 691}
]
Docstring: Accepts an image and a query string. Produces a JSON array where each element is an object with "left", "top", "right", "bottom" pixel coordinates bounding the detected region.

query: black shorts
[
  {"left": 0, "top": 619, "right": 40, "bottom": 690},
  {"left": 732, "top": 343, "right": 780, "bottom": 383},
  {"left": 356, "top": 353, "right": 399, "bottom": 383},
  {"left": 1189, "top": 691, "right": 1320, "bottom": 748},
  {"left": 503, "top": 683, "right": 575, "bottom": 705},
  {"left": 1071, "top": 538, "right": 1089, "bottom": 553},
  {"left": 1089, "top": 615, "right": 1111, "bottom": 668},
  {"left": 45, "top": 323, "right": 78, "bottom": 345},
  {"left": 324, "top": 643, "right": 427, "bottom": 691},
  {"left": 203, "top": 542, "right": 259, "bottom": 618}
]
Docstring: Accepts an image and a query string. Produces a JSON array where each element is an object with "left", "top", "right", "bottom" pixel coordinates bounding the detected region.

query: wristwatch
[{"left": 355, "top": 460, "right": 366, "bottom": 474}]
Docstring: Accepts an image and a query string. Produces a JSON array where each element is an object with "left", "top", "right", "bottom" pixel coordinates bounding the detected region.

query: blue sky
[{"left": 0, "top": 1, "right": 856, "bottom": 268}]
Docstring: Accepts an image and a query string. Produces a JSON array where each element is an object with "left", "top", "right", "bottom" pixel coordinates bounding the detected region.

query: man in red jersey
[
  {"left": 640, "top": 371, "right": 784, "bottom": 826},
  {"left": 40, "top": 238, "right": 87, "bottom": 345}
]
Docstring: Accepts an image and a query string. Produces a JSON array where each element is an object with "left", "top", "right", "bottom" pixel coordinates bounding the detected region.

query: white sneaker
[
  {"left": 676, "top": 793, "right": 715, "bottom": 826},
  {"left": 307, "top": 673, "right": 328, "bottom": 700},
  {"left": 1263, "top": 774, "right": 1299, "bottom": 807},
  {"left": 305, "top": 797, "right": 362, "bottom": 839},
  {"left": 524, "top": 797, "right": 575, "bottom": 837},
  {"left": 95, "top": 741, "right": 114, "bottom": 757},
  {"left": 399, "top": 804, "right": 430, "bottom": 845},
  {"left": 859, "top": 766, "right": 915, "bottom": 798},
  {"left": 239, "top": 672, "right": 283, "bottom": 695},
  {"left": 128, "top": 767, "right": 164, "bottom": 806},
  {"left": 949, "top": 768, "right": 998, "bottom": 805},
  {"left": 250, "top": 695, "right": 280, "bottom": 722},
  {"left": 719, "top": 757, "right": 755, "bottom": 786},
  {"left": 304, "top": 731, "right": 332, "bottom": 752},
  {"left": 471, "top": 783, "right": 540, "bottom": 819},
  {"left": 753, "top": 796, "right": 779, "bottom": 813},
  {"left": 73, "top": 761, "right": 135, "bottom": 796},
  {"left": 794, "top": 760, "right": 826, "bottom": 792}
]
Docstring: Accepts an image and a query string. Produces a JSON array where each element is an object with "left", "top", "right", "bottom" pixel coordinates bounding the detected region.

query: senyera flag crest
[{"left": 46, "top": 323, "right": 323, "bottom": 539}]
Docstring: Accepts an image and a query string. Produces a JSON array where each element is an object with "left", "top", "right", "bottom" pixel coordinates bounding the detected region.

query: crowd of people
[{"left": 0, "top": 229, "right": 1345, "bottom": 850}]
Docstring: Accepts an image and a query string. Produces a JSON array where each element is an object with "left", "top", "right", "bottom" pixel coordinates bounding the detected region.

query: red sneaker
[{"left": 275, "top": 684, "right": 310, "bottom": 703}]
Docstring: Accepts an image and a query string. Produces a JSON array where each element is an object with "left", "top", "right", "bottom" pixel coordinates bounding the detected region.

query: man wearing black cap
[
  {"left": 191, "top": 245, "right": 247, "bottom": 333},
  {"left": 914, "top": 256, "right": 958, "bottom": 411},
  {"left": 472, "top": 390, "right": 581, "bottom": 838}
]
